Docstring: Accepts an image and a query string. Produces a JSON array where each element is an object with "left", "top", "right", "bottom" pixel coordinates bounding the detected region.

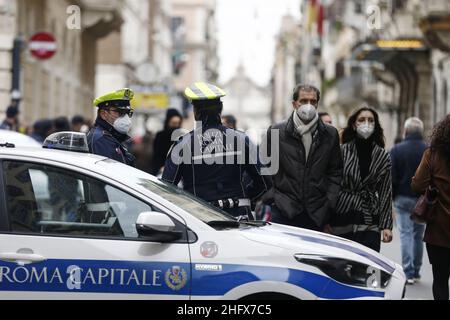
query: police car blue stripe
[
  {"left": 283, "top": 232, "right": 396, "bottom": 274},
  {"left": 191, "top": 263, "right": 384, "bottom": 299},
  {"left": 0, "top": 259, "right": 384, "bottom": 299}
]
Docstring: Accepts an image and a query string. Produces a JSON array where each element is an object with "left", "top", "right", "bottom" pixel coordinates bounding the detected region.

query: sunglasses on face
[{"left": 107, "top": 108, "right": 134, "bottom": 118}]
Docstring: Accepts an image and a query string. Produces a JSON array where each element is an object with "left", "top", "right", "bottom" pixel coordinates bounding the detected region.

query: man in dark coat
[{"left": 263, "top": 84, "right": 343, "bottom": 232}]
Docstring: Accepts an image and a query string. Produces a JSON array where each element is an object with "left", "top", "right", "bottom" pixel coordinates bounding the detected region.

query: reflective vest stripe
[
  {"left": 195, "top": 82, "right": 217, "bottom": 99},
  {"left": 205, "top": 83, "right": 225, "bottom": 97}
]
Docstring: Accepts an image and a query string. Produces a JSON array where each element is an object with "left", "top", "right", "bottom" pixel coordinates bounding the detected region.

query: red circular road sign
[{"left": 29, "top": 32, "right": 57, "bottom": 60}]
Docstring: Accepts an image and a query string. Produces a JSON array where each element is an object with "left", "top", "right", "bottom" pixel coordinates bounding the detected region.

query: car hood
[{"left": 237, "top": 223, "right": 397, "bottom": 274}]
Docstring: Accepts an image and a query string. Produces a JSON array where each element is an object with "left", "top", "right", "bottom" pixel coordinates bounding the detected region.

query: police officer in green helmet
[{"left": 87, "top": 88, "right": 136, "bottom": 166}]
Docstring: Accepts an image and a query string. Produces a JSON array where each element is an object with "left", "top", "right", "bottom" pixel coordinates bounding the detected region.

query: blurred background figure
[
  {"left": 391, "top": 117, "right": 428, "bottom": 285},
  {"left": 318, "top": 112, "right": 333, "bottom": 126},
  {"left": 30, "top": 119, "right": 54, "bottom": 144},
  {"left": 222, "top": 114, "right": 237, "bottom": 129},
  {"left": 151, "top": 108, "right": 183, "bottom": 175},
  {"left": 71, "top": 115, "right": 86, "bottom": 133},
  {"left": 394, "top": 136, "right": 404, "bottom": 145},
  {"left": 0, "top": 106, "right": 20, "bottom": 131},
  {"left": 412, "top": 115, "right": 450, "bottom": 300},
  {"left": 54, "top": 117, "right": 71, "bottom": 133},
  {"left": 131, "top": 131, "right": 155, "bottom": 174}
]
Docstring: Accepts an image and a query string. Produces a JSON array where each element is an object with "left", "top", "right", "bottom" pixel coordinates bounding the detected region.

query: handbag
[{"left": 411, "top": 151, "right": 439, "bottom": 224}]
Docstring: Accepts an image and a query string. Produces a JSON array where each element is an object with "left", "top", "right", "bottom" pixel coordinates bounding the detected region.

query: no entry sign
[{"left": 29, "top": 32, "right": 57, "bottom": 60}]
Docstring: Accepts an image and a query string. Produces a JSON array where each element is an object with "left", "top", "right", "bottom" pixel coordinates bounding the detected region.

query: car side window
[{"left": 2, "top": 161, "right": 157, "bottom": 239}]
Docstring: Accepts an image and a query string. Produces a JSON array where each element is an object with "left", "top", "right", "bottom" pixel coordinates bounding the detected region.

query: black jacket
[
  {"left": 263, "top": 114, "right": 343, "bottom": 227},
  {"left": 152, "top": 129, "right": 175, "bottom": 175},
  {"left": 390, "top": 133, "right": 428, "bottom": 199},
  {"left": 162, "top": 124, "right": 270, "bottom": 203}
]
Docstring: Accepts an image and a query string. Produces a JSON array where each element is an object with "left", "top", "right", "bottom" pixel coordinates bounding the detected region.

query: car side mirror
[{"left": 135, "top": 212, "right": 183, "bottom": 243}]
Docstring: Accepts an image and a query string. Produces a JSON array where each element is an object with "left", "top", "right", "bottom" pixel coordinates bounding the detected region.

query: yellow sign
[
  {"left": 376, "top": 40, "right": 424, "bottom": 49},
  {"left": 131, "top": 92, "right": 169, "bottom": 109}
]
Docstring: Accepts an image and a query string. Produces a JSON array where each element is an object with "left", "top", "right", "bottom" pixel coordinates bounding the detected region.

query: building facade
[
  {"left": 297, "top": 0, "right": 450, "bottom": 147},
  {"left": 420, "top": 0, "right": 450, "bottom": 123},
  {"left": 0, "top": 0, "right": 16, "bottom": 114},
  {"left": 95, "top": 0, "right": 175, "bottom": 136},
  {"left": 222, "top": 64, "right": 271, "bottom": 140},
  {"left": 1, "top": 0, "right": 123, "bottom": 126},
  {"left": 171, "top": 0, "right": 219, "bottom": 92},
  {"left": 270, "top": 15, "right": 301, "bottom": 123}
]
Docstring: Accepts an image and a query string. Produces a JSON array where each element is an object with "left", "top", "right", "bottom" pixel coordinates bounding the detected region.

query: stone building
[{"left": 0, "top": 0, "right": 123, "bottom": 126}]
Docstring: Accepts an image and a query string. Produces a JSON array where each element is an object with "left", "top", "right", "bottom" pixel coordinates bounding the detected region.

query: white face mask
[
  {"left": 296, "top": 103, "right": 317, "bottom": 122},
  {"left": 357, "top": 122, "right": 375, "bottom": 140},
  {"left": 113, "top": 115, "right": 132, "bottom": 134}
]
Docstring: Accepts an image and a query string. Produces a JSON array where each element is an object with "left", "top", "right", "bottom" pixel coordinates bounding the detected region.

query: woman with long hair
[
  {"left": 330, "top": 106, "right": 393, "bottom": 252},
  {"left": 412, "top": 115, "right": 450, "bottom": 300}
]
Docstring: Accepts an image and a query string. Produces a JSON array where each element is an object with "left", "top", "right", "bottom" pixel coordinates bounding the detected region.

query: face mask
[
  {"left": 356, "top": 122, "right": 375, "bottom": 140},
  {"left": 113, "top": 115, "right": 132, "bottom": 134},
  {"left": 296, "top": 104, "right": 317, "bottom": 122}
]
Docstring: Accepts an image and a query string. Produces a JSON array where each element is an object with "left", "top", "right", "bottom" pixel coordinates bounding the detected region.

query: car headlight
[{"left": 294, "top": 254, "right": 391, "bottom": 289}]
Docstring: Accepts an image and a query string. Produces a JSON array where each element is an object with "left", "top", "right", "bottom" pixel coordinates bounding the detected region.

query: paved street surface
[{"left": 381, "top": 224, "right": 434, "bottom": 300}]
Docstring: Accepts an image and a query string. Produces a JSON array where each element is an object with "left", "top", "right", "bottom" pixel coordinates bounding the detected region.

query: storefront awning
[{"left": 352, "top": 39, "right": 429, "bottom": 63}]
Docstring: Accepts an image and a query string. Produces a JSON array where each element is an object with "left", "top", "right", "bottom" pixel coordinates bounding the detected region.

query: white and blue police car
[{"left": 0, "top": 132, "right": 406, "bottom": 300}]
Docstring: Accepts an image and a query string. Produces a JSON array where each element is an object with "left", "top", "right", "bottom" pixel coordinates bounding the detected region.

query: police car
[{"left": 0, "top": 132, "right": 406, "bottom": 300}]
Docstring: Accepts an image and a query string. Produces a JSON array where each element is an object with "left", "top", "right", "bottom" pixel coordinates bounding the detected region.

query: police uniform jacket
[
  {"left": 162, "top": 124, "right": 270, "bottom": 204},
  {"left": 87, "top": 117, "right": 136, "bottom": 167}
]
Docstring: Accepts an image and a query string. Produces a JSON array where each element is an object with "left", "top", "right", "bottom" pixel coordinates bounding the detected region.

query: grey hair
[{"left": 404, "top": 117, "right": 424, "bottom": 135}]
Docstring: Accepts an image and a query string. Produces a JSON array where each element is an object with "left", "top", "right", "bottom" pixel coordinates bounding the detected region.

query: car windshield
[{"left": 97, "top": 159, "right": 235, "bottom": 223}]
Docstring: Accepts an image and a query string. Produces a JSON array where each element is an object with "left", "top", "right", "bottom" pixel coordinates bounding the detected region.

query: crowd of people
[
  {"left": 0, "top": 105, "right": 90, "bottom": 142},
  {"left": 1, "top": 82, "right": 449, "bottom": 300}
]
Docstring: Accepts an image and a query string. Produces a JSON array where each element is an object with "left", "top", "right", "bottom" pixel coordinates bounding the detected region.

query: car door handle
[{"left": 0, "top": 252, "right": 47, "bottom": 265}]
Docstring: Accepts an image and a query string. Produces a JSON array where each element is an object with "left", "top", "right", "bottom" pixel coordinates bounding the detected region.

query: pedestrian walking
[
  {"left": 163, "top": 82, "right": 270, "bottom": 219},
  {"left": 412, "top": 115, "right": 450, "bottom": 300},
  {"left": 71, "top": 115, "right": 86, "bottom": 132},
  {"left": 133, "top": 131, "right": 155, "bottom": 174},
  {"left": 330, "top": 106, "right": 393, "bottom": 252},
  {"left": 222, "top": 115, "right": 237, "bottom": 129},
  {"left": 30, "top": 119, "right": 54, "bottom": 144},
  {"left": 391, "top": 117, "right": 428, "bottom": 284},
  {"left": 262, "top": 84, "right": 343, "bottom": 231},
  {"left": 0, "top": 106, "right": 20, "bottom": 131},
  {"left": 54, "top": 116, "right": 71, "bottom": 132},
  {"left": 318, "top": 112, "right": 333, "bottom": 126}
]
